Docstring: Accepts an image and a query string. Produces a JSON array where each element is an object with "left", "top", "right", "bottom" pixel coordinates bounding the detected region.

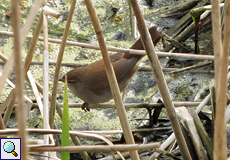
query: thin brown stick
[
  {"left": 2, "top": 31, "right": 230, "bottom": 61},
  {"left": 0, "top": 0, "right": 43, "bottom": 97},
  {"left": 1, "top": 52, "right": 91, "bottom": 159},
  {"left": 0, "top": 116, "right": 5, "bottom": 130},
  {"left": 11, "top": 0, "right": 27, "bottom": 159},
  {"left": 1, "top": 11, "right": 43, "bottom": 139},
  {"left": 170, "top": 62, "right": 212, "bottom": 74},
  {"left": 29, "top": 143, "right": 160, "bottom": 152},
  {"left": 0, "top": 128, "right": 170, "bottom": 136},
  {"left": 129, "top": 0, "right": 192, "bottom": 159},
  {"left": 27, "top": 71, "right": 55, "bottom": 145},
  {"left": 0, "top": 53, "right": 8, "bottom": 62},
  {"left": 0, "top": 73, "right": 33, "bottom": 112},
  {"left": 84, "top": 0, "right": 140, "bottom": 159},
  {"left": 212, "top": 0, "right": 228, "bottom": 159},
  {"left": 189, "top": 108, "right": 213, "bottom": 159},
  {"left": 65, "top": 101, "right": 201, "bottom": 108},
  {"left": 24, "top": 13, "right": 43, "bottom": 72},
  {"left": 42, "top": 6, "right": 61, "bottom": 160},
  {"left": 49, "top": 0, "right": 76, "bottom": 129},
  {"left": 149, "top": 93, "right": 211, "bottom": 159},
  {"left": 46, "top": 3, "right": 91, "bottom": 159},
  {"left": 0, "top": 127, "right": 157, "bottom": 159},
  {"left": 42, "top": 10, "right": 50, "bottom": 160},
  {"left": 1, "top": 30, "right": 230, "bottom": 63},
  {"left": 177, "top": 107, "right": 208, "bottom": 160},
  {"left": 1, "top": 101, "right": 201, "bottom": 111},
  {"left": 34, "top": 78, "right": 92, "bottom": 159}
]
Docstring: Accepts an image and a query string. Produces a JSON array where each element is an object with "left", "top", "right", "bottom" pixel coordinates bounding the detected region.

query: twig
[
  {"left": 0, "top": 61, "right": 215, "bottom": 74},
  {"left": 24, "top": 12, "right": 43, "bottom": 73},
  {"left": 189, "top": 108, "right": 213, "bottom": 159},
  {"left": 42, "top": 6, "right": 60, "bottom": 160},
  {"left": 162, "top": 0, "right": 210, "bottom": 52},
  {"left": 129, "top": 0, "right": 192, "bottom": 159},
  {"left": 27, "top": 71, "right": 55, "bottom": 145},
  {"left": 42, "top": 7, "right": 50, "bottom": 160},
  {"left": 212, "top": 0, "right": 227, "bottom": 159},
  {"left": 149, "top": 92, "right": 211, "bottom": 159},
  {"left": 0, "top": 0, "right": 43, "bottom": 98},
  {"left": 2, "top": 90, "right": 15, "bottom": 126},
  {"left": 177, "top": 107, "right": 208, "bottom": 160},
  {"left": 2, "top": 101, "right": 202, "bottom": 110},
  {"left": 29, "top": 143, "right": 160, "bottom": 152},
  {"left": 62, "top": 102, "right": 201, "bottom": 109},
  {"left": 0, "top": 72, "right": 33, "bottom": 113},
  {"left": 1, "top": 30, "right": 88, "bottom": 160},
  {"left": 84, "top": 0, "right": 140, "bottom": 159},
  {"left": 11, "top": 0, "right": 27, "bottom": 159},
  {"left": 170, "top": 61, "right": 212, "bottom": 74},
  {"left": 2, "top": 31, "right": 230, "bottom": 61},
  {"left": 49, "top": 0, "right": 76, "bottom": 130}
]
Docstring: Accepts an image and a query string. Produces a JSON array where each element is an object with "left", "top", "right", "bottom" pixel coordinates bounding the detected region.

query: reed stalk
[{"left": 11, "top": 1, "right": 27, "bottom": 159}]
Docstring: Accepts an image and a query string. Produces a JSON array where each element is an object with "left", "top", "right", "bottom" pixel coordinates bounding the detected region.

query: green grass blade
[{"left": 61, "top": 76, "right": 70, "bottom": 160}]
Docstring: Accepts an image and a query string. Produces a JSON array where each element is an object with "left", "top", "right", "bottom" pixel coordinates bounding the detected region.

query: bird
[{"left": 59, "top": 26, "right": 161, "bottom": 111}]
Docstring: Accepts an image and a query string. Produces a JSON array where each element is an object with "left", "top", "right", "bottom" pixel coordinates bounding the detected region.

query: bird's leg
[
  {"left": 122, "top": 89, "right": 126, "bottom": 101},
  {"left": 81, "top": 102, "right": 90, "bottom": 112}
]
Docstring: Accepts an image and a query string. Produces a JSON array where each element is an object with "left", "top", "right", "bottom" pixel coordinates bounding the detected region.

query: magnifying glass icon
[{"left": 3, "top": 141, "right": 18, "bottom": 157}]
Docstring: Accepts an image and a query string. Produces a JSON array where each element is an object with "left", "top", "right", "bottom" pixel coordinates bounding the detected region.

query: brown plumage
[{"left": 59, "top": 26, "right": 161, "bottom": 107}]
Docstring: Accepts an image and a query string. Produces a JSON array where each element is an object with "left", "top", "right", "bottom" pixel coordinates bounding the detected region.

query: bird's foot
[{"left": 82, "top": 102, "right": 90, "bottom": 112}]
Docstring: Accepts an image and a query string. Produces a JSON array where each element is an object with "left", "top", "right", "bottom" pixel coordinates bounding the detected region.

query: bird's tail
[{"left": 123, "top": 26, "right": 161, "bottom": 60}]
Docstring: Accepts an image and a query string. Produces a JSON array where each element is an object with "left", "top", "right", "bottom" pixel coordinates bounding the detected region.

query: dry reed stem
[
  {"left": 0, "top": 1, "right": 43, "bottom": 141},
  {"left": 0, "top": 127, "right": 171, "bottom": 135},
  {"left": 219, "top": 0, "right": 230, "bottom": 151},
  {"left": 189, "top": 109, "right": 213, "bottom": 159},
  {"left": 84, "top": 0, "right": 140, "bottom": 159},
  {"left": 2, "top": 30, "right": 230, "bottom": 61},
  {"left": 0, "top": 80, "right": 14, "bottom": 115},
  {"left": 177, "top": 107, "right": 208, "bottom": 160},
  {"left": 0, "top": 72, "right": 32, "bottom": 112},
  {"left": 29, "top": 143, "right": 160, "bottom": 152},
  {"left": 0, "top": 54, "right": 15, "bottom": 96},
  {"left": 1, "top": 61, "right": 214, "bottom": 74},
  {"left": 170, "top": 62, "right": 212, "bottom": 74},
  {"left": 196, "top": 93, "right": 211, "bottom": 113},
  {"left": 0, "top": 128, "right": 123, "bottom": 159},
  {"left": 149, "top": 82, "right": 211, "bottom": 159},
  {"left": 212, "top": 0, "right": 228, "bottom": 159},
  {"left": 44, "top": 1, "right": 92, "bottom": 156},
  {"left": 49, "top": 0, "right": 76, "bottom": 129},
  {"left": 0, "top": 115, "right": 5, "bottom": 130},
  {"left": 0, "top": 53, "right": 8, "bottom": 62},
  {"left": 0, "top": 8, "right": 44, "bottom": 151},
  {"left": 21, "top": 0, "right": 44, "bottom": 37},
  {"left": 0, "top": 0, "right": 43, "bottom": 97},
  {"left": 129, "top": 0, "right": 192, "bottom": 159},
  {"left": 0, "top": 73, "right": 33, "bottom": 131},
  {"left": 0, "top": 13, "right": 44, "bottom": 134},
  {"left": 0, "top": 128, "right": 141, "bottom": 148},
  {"left": 3, "top": 92, "right": 16, "bottom": 126},
  {"left": 24, "top": 13, "right": 43, "bottom": 73},
  {"left": 32, "top": 77, "right": 91, "bottom": 159},
  {"left": 42, "top": 6, "right": 60, "bottom": 160},
  {"left": 43, "top": 6, "right": 61, "bottom": 19},
  {"left": 27, "top": 71, "right": 55, "bottom": 145},
  {"left": 42, "top": 12, "right": 49, "bottom": 160},
  {"left": 11, "top": 1, "right": 27, "bottom": 159},
  {"left": 58, "top": 101, "right": 201, "bottom": 109}
]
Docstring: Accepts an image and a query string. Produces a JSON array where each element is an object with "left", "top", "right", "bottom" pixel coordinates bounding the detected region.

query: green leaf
[{"left": 61, "top": 75, "right": 70, "bottom": 160}]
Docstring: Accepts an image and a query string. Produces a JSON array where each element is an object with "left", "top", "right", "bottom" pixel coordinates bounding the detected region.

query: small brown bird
[{"left": 59, "top": 26, "right": 161, "bottom": 110}]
